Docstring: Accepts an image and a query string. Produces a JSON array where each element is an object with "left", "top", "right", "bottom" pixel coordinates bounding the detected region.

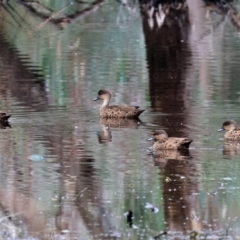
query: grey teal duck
[
  {"left": 94, "top": 89, "right": 144, "bottom": 118},
  {"left": 148, "top": 130, "right": 192, "bottom": 150}
]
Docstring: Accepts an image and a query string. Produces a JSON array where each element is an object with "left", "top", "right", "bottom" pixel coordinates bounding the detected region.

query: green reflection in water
[{"left": 1, "top": 0, "right": 147, "bottom": 107}]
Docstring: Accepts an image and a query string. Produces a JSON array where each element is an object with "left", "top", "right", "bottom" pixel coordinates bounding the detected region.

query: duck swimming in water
[
  {"left": 94, "top": 89, "right": 144, "bottom": 118},
  {"left": 148, "top": 130, "right": 192, "bottom": 150},
  {"left": 218, "top": 120, "right": 240, "bottom": 140}
]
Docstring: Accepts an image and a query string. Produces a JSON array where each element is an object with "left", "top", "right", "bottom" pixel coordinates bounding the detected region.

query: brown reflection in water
[
  {"left": 222, "top": 141, "right": 240, "bottom": 157},
  {"left": 0, "top": 31, "right": 47, "bottom": 110},
  {"left": 0, "top": 123, "right": 117, "bottom": 238},
  {"left": 0, "top": 188, "right": 53, "bottom": 240},
  {"left": 141, "top": 2, "right": 201, "bottom": 234},
  {"left": 38, "top": 124, "right": 116, "bottom": 238},
  {"left": 0, "top": 131, "right": 57, "bottom": 239},
  {"left": 0, "top": 23, "right": 116, "bottom": 238},
  {"left": 141, "top": 4, "right": 190, "bottom": 135},
  {"left": 153, "top": 149, "right": 191, "bottom": 162},
  {"left": 155, "top": 157, "right": 201, "bottom": 234}
]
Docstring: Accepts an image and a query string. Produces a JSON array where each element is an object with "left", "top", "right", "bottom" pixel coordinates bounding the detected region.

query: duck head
[
  {"left": 93, "top": 89, "right": 112, "bottom": 102},
  {"left": 148, "top": 130, "right": 168, "bottom": 141},
  {"left": 218, "top": 120, "right": 238, "bottom": 132}
]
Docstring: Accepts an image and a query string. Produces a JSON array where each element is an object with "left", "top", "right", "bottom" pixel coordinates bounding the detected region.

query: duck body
[
  {"left": 148, "top": 130, "right": 192, "bottom": 150},
  {"left": 218, "top": 120, "right": 240, "bottom": 140},
  {"left": 94, "top": 89, "right": 144, "bottom": 118},
  {"left": 99, "top": 105, "right": 144, "bottom": 118},
  {"left": 152, "top": 137, "right": 192, "bottom": 150}
]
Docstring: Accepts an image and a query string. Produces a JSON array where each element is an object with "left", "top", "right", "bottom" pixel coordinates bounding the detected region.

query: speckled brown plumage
[
  {"left": 149, "top": 130, "right": 192, "bottom": 150},
  {"left": 94, "top": 89, "right": 144, "bottom": 118},
  {"left": 218, "top": 120, "right": 240, "bottom": 140},
  {"left": 99, "top": 105, "right": 144, "bottom": 118}
]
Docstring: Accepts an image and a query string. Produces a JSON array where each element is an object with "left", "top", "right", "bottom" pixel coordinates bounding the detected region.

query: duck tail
[
  {"left": 2, "top": 115, "right": 11, "bottom": 122},
  {"left": 136, "top": 109, "right": 145, "bottom": 117},
  {"left": 182, "top": 139, "right": 192, "bottom": 148}
]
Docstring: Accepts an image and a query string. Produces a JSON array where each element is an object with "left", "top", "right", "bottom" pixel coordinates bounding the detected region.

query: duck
[
  {"left": 0, "top": 112, "right": 11, "bottom": 123},
  {"left": 94, "top": 89, "right": 144, "bottom": 118},
  {"left": 218, "top": 120, "right": 240, "bottom": 140},
  {"left": 148, "top": 130, "right": 192, "bottom": 150}
]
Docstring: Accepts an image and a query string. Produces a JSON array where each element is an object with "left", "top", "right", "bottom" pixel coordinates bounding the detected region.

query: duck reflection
[
  {"left": 96, "top": 118, "right": 141, "bottom": 143},
  {"left": 156, "top": 157, "right": 201, "bottom": 234},
  {"left": 0, "top": 121, "right": 11, "bottom": 129},
  {"left": 99, "top": 117, "right": 141, "bottom": 129},
  {"left": 151, "top": 149, "right": 192, "bottom": 163},
  {"left": 96, "top": 125, "right": 112, "bottom": 144},
  {"left": 222, "top": 141, "right": 240, "bottom": 157}
]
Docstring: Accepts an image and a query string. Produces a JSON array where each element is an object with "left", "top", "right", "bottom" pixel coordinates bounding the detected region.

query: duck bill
[
  {"left": 217, "top": 128, "right": 224, "bottom": 132},
  {"left": 93, "top": 97, "right": 100, "bottom": 101},
  {"left": 148, "top": 137, "right": 155, "bottom": 141}
]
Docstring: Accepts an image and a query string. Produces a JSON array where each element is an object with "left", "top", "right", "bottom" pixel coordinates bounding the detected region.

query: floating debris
[
  {"left": 208, "top": 191, "right": 218, "bottom": 196},
  {"left": 152, "top": 231, "right": 167, "bottom": 239},
  {"left": 27, "top": 154, "right": 44, "bottom": 161},
  {"left": 191, "top": 213, "right": 200, "bottom": 220},
  {"left": 124, "top": 210, "right": 133, "bottom": 227},
  {"left": 165, "top": 177, "right": 172, "bottom": 182},
  {"left": 189, "top": 231, "right": 198, "bottom": 240},
  {"left": 223, "top": 177, "right": 232, "bottom": 181},
  {"left": 145, "top": 203, "right": 159, "bottom": 213},
  {"left": 132, "top": 224, "right": 138, "bottom": 229}
]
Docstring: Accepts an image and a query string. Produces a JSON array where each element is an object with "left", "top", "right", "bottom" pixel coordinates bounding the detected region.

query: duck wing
[
  {"left": 110, "top": 104, "right": 141, "bottom": 112},
  {"left": 104, "top": 105, "right": 144, "bottom": 118},
  {"left": 121, "top": 104, "right": 140, "bottom": 109},
  {"left": 167, "top": 137, "right": 192, "bottom": 149}
]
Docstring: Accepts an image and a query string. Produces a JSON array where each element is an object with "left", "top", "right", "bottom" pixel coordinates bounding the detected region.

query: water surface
[{"left": 0, "top": 0, "right": 240, "bottom": 239}]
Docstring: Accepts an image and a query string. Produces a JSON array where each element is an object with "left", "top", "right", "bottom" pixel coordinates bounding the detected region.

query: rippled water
[{"left": 1, "top": 0, "right": 240, "bottom": 239}]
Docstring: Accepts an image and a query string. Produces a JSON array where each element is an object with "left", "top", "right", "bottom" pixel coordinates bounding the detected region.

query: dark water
[{"left": 1, "top": 0, "right": 240, "bottom": 239}]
